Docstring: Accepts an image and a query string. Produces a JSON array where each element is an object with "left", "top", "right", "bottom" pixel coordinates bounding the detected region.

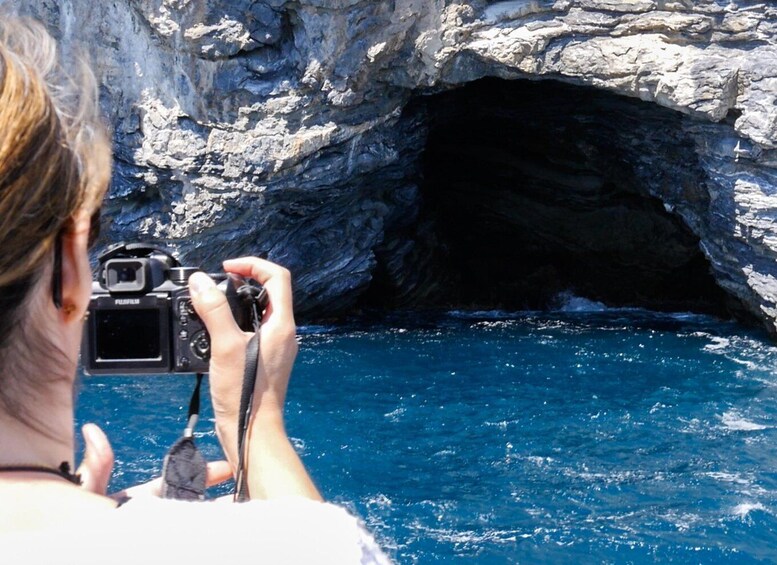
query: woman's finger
[
  {"left": 111, "top": 460, "right": 234, "bottom": 503},
  {"left": 222, "top": 257, "right": 294, "bottom": 319},
  {"left": 205, "top": 460, "right": 233, "bottom": 487}
]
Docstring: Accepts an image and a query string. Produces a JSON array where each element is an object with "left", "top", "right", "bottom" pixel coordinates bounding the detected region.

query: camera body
[{"left": 82, "top": 243, "right": 267, "bottom": 375}]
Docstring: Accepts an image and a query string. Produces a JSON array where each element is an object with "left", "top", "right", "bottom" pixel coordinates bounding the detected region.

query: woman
[{"left": 0, "top": 17, "right": 389, "bottom": 563}]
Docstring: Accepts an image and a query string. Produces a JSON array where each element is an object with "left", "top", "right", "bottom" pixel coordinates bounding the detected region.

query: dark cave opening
[{"left": 361, "top": 78, "right": 742, "bottom": 318}]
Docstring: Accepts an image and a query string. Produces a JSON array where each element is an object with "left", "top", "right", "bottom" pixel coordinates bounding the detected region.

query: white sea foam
[
  {"left": 366, "top": 494, "right": 393, "bottom": 509},
  {"left": 473, "top": 320, "right": 516, "bottom": 329},
  {"left": 678, "top": 417, "right": 706, "bottom": 436},
  {"left": 660, "top": 509, "right": 702, "bottom": 532},
  {"left": 290, "top": 436, "right": 306, "bottom": 452},
  {"left": 415, "top": 525, "right": 521, "bottom": 546},
  {"left": 649, "top": 402, "right": 667, "bottom": 414},
  {"left": 384, "top": 407, "right": 406, "bottom": 421},
  {"left": 485, "top": 419, "right": 521, "bottom": 429},
  {"left": 703, "top": 471, "right": 751, "bottom": 485},
  {"left": 297, "top": 324, "right": 339, "bottom": 335},
  {"left": 703, "top": 336, "right": 731, "bottom": 352},
  {"left": 698, "top": 334, "right": 777, "bottom": 375},
  {"left": 720, "top": 410, "right": 769, "bottom": 431},
  {"left": 550, "top": 292, "right": 717, "bottom": 322},
  {"left": 732, "top": 502, "right": 766, "bottom": 519},
  {"left": 526, "top": 455, "right": 555, "bottom": 466},
  {"left": 448, "top": 309, "right": 522, "bottom": 319},
  {"left": 554, "top": 291, "right": 608, "bottom": 312}
]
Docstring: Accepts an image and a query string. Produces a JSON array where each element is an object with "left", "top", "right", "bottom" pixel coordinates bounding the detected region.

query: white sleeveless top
[{"left": 0, "top": 497, "right": 393, "bottom": 564}]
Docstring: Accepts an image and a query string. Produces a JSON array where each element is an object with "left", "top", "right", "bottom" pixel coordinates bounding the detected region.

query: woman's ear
[{"left": 58, "top": 210, "right": 93, "bottom": 323}]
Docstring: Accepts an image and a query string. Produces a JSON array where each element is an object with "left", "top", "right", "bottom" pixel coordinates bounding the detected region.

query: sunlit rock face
[{"left": 11, "top": 1, "right": 777, "bottom": 329}]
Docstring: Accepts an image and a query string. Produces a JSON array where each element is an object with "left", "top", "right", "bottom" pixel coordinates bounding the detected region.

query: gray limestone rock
[{"left": 7, "top": 0, "right": 777, "bottom": 332}]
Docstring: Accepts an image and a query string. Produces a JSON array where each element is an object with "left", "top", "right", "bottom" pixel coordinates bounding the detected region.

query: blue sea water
[{"left": 76, "top": 305, "right": 777, "bottom": 564}]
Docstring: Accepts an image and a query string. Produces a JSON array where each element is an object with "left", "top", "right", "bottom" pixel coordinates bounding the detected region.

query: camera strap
[
  {"left": 234, "top": 332, "right": 260, "bottom": 502},
  {"left": 160, "top": 373, "right": 208, "bottom": 500}
]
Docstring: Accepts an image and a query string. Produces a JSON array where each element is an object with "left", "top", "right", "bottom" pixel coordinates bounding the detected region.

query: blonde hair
[
  {"left": 0, "top": 18, "right": 110, "bottom": 289},
  {"left": 0, "top": 17, "right": 111, "bottom": 420}
]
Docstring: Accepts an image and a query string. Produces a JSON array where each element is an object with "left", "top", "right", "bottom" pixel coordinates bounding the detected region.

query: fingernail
[{"left": 189, "top": 272, "right": 215, "bottom": 298}]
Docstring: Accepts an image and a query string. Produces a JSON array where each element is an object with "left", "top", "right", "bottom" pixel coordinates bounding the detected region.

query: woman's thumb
[
  {"left": 77, "top": 423, "right": 114, "bottom": 495},
  {"left": 188, "top": 272, "right": 242, "bottom": 344}
]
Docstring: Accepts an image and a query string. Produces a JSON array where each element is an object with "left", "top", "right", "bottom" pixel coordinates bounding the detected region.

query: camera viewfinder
[{"left": 104, "top": 259, "right": 151, "bottom": 293}]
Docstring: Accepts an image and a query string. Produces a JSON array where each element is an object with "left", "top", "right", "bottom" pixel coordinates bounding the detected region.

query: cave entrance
[{"left": 363, "top": 78, "right": 738, "bottom": 318}]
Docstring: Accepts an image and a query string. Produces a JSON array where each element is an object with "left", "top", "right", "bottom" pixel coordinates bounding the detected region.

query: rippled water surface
[{"left": 76, "top": 310, "right": 777, "bottom": 563}]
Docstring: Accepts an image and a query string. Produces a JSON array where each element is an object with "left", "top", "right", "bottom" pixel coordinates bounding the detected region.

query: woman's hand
[
  {"left": 188, "top": 257, "right": 320, "bottom": 501},
  {"left": 221, "top": 257, "right": 299, "bottom": 419},
  {"left": 76, "top": 423, "right": 233, "bottom": 502},
  {"left": 188, "top": 257, "right": 297, "bottom": 467}
]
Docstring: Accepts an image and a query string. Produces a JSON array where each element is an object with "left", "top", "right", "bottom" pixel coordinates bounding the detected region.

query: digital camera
[{"left": 81, "top": 243, "right": 267, "bottom": 375}]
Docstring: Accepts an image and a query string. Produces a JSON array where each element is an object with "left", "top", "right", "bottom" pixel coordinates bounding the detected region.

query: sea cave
[{"left": 360, "top": 78, "right": 744, "bottom": 320}]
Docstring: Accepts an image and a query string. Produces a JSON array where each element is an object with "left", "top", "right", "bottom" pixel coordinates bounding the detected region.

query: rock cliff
[{"left": 9, "top": 0, "right": 777, "bottom": 330}]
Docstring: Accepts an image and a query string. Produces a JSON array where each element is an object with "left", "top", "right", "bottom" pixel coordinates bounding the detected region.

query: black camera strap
[
  {"left": 160, "top": 373, "right": 207, "bottom": 500},
  {"left": 234, "top": 332, "right": 260, "bottom": 502}
]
